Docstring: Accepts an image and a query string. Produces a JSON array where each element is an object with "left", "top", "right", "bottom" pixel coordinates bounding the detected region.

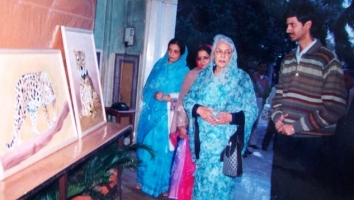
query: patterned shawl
[
  {"left": 183, "top": 38, "right": 258, "bottom": 159},
  {"left": 137, "top": 48, "right": 189, "bottom": 143}
]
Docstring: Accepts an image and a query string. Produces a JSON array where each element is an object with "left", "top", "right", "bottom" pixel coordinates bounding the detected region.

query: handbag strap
[
  {"left": 220, "top": 124, "right": 244, "bottom": 161},
  {"left": 194, "top": 116, "right": 200, "bottom": 159}
]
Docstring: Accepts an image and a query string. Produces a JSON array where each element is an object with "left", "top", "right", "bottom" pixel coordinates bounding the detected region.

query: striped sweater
[{"left": 271, "top": 40, "right": 347, "bottom": 137}]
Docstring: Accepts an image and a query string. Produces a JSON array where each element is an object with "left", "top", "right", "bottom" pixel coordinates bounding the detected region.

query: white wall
[
  {"left": 140, "top": 0, "right": 178, "bottom": 85},
  {"left": 134, "top": 0, "right": 178, "bottom": 138}
]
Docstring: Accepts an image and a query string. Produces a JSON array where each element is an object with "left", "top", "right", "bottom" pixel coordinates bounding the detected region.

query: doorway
[{"left": 112, "top": 54, "right": 139, "bottom": 109}]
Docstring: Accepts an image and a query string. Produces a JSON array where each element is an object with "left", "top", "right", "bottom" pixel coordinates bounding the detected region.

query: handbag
[
  {"left": 260, "top": 104, "right": 271, "bottom": 121},
  {"left": 220, "top": 125, "right": 244, "bottom": 177}
]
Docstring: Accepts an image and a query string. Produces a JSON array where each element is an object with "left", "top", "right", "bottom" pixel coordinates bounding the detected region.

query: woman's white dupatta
[{"left": 167, "top": 93, "right": 179, "bottom": 151}]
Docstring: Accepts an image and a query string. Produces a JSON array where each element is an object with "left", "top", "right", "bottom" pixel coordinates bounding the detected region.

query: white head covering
[{"left": 210, "top": 34, "right": 238, "bottom": 66}]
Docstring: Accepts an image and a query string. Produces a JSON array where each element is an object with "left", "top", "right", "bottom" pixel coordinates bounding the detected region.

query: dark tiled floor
[
  {"left": 121, "top": 119, "right": 273, "bottom": 200},
  {"left": 122, "top": 168, "right": 169, "bottom": 200}
]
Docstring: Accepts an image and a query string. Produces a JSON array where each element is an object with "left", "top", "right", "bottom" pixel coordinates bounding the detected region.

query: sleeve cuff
[
  {"left": 230, "top": 111, "right": 245, "bottom": 125},
  {"left": 192, "top": 104, "right": 202, "bottom": 117},
  {"left": 272, "top": 112, "right": 282, "bottom": 123},
  {"left": 292, "top": 121, "right": 303, "bottom": 133}
]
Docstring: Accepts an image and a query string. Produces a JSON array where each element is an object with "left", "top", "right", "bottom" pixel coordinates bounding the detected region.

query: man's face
[
  {"left": 344, "top": 71, "right": 354, "bottom": 90},
  {"left": 258, "top": 63, "right": 267, "bottom": 75},
  {"left": 286, "top": 17, "right": 308, "bottom": 42}
]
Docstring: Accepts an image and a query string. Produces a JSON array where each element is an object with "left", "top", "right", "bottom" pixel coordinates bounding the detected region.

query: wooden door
[{"left": 113, "top": 54, "right": 139, "bottom": 109}]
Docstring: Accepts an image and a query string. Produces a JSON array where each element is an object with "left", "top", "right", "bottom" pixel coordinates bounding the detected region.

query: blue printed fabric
[
  {"left": 136, "top": 48, "right": 189, "bottom": 198},
  {"left": 184, "top": 50, "right": 258, "bottom": 200}
]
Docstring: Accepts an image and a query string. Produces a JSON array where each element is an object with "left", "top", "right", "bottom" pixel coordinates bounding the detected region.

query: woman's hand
[
  {"left": 164, "top": 95, "right": 172, "bottom": 102},
  {"left": 197, "top": 106, "right": 218, "bottom": 125},
  {"left": 155, "top": 92, "right": 171, "bottom": 102},
  {"left": 215, "top": 112, "right": 232, "bottom": 124},
  {"left": 155, "top": 92, "right": 164, "bottom": 101},
  {"left": 177, "top": 127, "right": 188, "bottom": 139}
]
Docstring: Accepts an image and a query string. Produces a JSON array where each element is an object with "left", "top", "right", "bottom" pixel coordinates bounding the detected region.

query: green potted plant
[{"left": 33, "top": 142, "right": 154, "bottom": 200}]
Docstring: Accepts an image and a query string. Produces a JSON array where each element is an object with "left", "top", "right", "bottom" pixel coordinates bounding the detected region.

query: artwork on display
[
  {"left": 60, "top": 26, "right": 106, "bottom": 137},
  {"left": 0, "top": 49, "right": 78, "bottom": 180}
]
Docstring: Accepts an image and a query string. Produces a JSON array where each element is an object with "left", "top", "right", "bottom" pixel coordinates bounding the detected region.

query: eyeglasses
[
  {"left": 197, "top": 56, "right": 210, "bottom": 61},
  {"left": 215, "top": 49, "right": 232, "bottom": 57}
]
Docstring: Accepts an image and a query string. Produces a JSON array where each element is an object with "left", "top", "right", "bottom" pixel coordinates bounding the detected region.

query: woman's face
[
  {"left": 196, "top": 50, "right": 211, "bottom": 69},
  {"left": 168, "top": 43, "right": 181, "bottom": 64},
  {"left": 213, "top": 41, "right": 232, "bottom": 69}
]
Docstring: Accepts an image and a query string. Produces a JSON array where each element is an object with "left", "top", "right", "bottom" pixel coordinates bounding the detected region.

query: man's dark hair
[
  {"left": 284, "top": 1, "right": 325, "bottom": 44},
  {"left": 284, "top": 2, "right": 316, "bottom": 25}
]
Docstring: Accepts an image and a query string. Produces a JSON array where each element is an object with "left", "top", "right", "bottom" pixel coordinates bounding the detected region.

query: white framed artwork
[
  {"left": 0, "top": 49, "right": 78, "bottom": 180},
  {"left": 60, "top": 26, "right": 106, "bottom": 137}
]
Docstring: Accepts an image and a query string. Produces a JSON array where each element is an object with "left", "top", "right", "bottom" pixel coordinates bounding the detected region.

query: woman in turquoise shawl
[
  {"left": 183, "top": 34, "right": 258, "bottom": 200},
  {"left": 136, "top": 38, "right": 189, "bottom": 198}
]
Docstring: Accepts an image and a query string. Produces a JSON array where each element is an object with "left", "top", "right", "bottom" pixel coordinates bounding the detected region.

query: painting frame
[
  {"left": 60, "top": 26, "right": 106, "bottom": 137},
  {"left": 0, "top": 49, "right": 78, "bottom": 180}
]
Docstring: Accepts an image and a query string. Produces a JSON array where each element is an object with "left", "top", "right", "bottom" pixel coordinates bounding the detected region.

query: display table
[
  {"left": 105, "top": 107, "right": 136, "bottom": 144},
  {"left": 0, "top": 122, "right": 131, "bottom": 200}
]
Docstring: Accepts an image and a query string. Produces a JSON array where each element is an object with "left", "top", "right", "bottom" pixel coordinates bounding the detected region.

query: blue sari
[
  {"left": 184, "top": 48, "right": 258, "bottom": 200},
  {"left": 136, "top": 48, "right": 189, "bottom": 197}
]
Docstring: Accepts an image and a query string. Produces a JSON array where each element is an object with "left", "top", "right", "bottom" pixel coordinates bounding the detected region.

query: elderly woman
[
  {"left": 183, "top": 34, "right": 258, "bottom": 199},
  {"left": 136, "top": 38, "right": 189, "bottom": 198}
]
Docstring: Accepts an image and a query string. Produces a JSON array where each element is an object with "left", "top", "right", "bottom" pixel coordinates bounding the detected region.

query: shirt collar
[{"left": 296, "top": 39, "right": 317, "bottom": 63}]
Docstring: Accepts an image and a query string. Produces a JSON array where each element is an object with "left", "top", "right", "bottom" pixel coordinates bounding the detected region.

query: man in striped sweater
[{"left": 270, "top": 2, "right": 347, "bottom": 199}]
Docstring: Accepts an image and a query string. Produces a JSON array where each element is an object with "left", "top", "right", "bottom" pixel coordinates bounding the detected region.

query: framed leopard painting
[{"left": 0, "top": 49, "right": 77, "bottom": 180}]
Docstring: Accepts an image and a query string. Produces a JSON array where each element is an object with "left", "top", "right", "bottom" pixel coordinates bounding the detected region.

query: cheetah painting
[
  {"left": 60, "top": 26, "right": 106, "bottom": 137},
  {"left": 74, "top": 50, "right": 102, "bottom": 119}
]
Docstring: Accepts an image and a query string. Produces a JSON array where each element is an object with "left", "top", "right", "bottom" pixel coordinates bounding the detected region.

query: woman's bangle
[{"left": 160, "top": 94, "right": 166, "bottom": 101}]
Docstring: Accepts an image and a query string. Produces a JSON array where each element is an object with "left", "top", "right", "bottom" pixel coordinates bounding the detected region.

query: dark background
[{"left": 175, "top": 0, "right": 354, "bottom": 74}]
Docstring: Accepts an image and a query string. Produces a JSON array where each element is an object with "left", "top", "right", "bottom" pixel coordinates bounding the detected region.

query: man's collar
[{"left": 296, "top": 38, "right": 317, "bottom": 55}]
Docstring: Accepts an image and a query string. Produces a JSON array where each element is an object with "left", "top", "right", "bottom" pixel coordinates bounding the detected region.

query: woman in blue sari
[
  {"left": 136, "top": 38, "right": 189, "bottom": 198},
  {"left": 183, "top": 34, "right": 258, "bottom": 200}
]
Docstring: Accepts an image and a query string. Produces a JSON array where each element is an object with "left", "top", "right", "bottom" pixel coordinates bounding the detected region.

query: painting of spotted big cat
[
  {"left": 6, "top": 71, "right": 57, "bottom": 149},
  {"left": 0, "top": 50, "right": 77, "bottom": 179},
  {"left": 74, "top": 50, "right": 102, "bottom": 119},
  {"left": 60, "top": 26, "right": 106, "bottom": 137},
  {"left": 72, "top": 50, "right": 104, "bottom": 135}
]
